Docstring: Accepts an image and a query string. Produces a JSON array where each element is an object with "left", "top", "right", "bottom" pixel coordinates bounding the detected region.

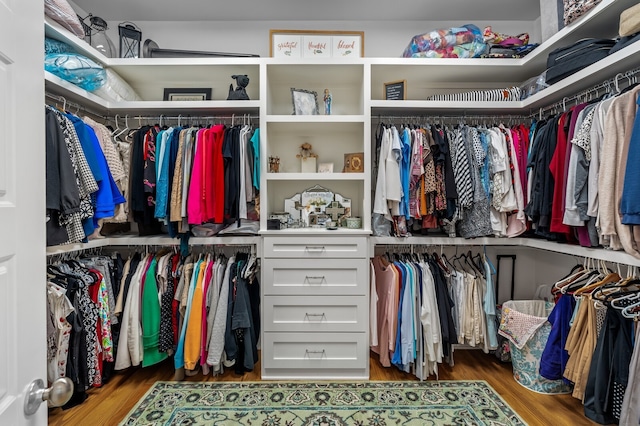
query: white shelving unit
[
  {"left": 261, "top": 60, "right": 370, "bottom": 232},
  {"left": 42, "top": 1, "right": 640, "bottom": 383},
  {"left": 43, "top": 2, "right": 640, "bottom": 268}
]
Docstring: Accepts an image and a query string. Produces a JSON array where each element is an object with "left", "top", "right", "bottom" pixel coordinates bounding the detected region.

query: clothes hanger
[
  {"left": 572, "top": 271, "right": 621, "bottom": 296},
  {"left": 609, "top": 288, "right": 640, "bottom": 309},
  {"left": 441, "top": 253, "right": 456, "bottom": 273},
  {"left": 553, "top": 261, "right": 586, "bottom": 293},
  {"left": 432, "top": 252, "right": 450, "bottom": 274},
  {"left": 111, "top": 114, "right": 121, "bottom": 136},
  {"left": 621, "top": 299, "right": 640, "bottom": 319},
  {"left": 463, "top": 250, "right": 483, "bottom": 278}
]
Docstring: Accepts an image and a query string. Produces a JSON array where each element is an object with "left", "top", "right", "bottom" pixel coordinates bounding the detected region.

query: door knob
[{"left": 24, "top": 377, "right": 73, "bottom": 415}]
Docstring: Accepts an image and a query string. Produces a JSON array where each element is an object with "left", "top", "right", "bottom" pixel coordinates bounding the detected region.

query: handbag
[{"left": 545, "top": 38, "right": 615, "bottom": 85}]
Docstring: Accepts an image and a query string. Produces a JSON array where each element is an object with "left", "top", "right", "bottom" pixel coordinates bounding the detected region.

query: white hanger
[
  {"left": 622, "top": 298, "right": 640, "bottom": 319},
  {"left": 114, "top": 115, "right": 129, "bottom": 139},
  {"left": 111, "top": 114, "right": 121, "bottom": 136}
]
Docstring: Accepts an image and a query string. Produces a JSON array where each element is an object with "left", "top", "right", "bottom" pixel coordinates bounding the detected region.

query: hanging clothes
[
  {"left": 583, "top": 309, "right": 634, "bottom": 424},
  {"left": 619, "top": 323, "right": 640, "bottom": 426}
]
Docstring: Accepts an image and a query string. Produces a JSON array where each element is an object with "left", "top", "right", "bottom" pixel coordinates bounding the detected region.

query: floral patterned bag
[{"left": 563, "top": 0, "right": 603, "bottom": 25}]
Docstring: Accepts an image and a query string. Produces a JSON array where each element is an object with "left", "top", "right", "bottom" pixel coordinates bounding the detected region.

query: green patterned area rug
[{"left": 120, "top": 381, "right": 526, "bottom": 425}]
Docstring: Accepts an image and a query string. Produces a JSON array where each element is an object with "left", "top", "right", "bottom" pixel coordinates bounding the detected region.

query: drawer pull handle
[
  {"left": 304, "top": 276, "right": 326, "bottom": 284},
  {"left": 305, "top": 246, "right": 326, "bottom": 252},
  {"left": 305, "top": 349, "right": 326, "bottom": 358},
  {"left": 304, "top": 312, "right": 326, "bottom": 321}
]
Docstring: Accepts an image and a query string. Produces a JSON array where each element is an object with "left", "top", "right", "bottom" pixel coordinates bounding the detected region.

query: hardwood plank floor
[{"left": 48, "top": 350, "right": 596, "bottom": 426}]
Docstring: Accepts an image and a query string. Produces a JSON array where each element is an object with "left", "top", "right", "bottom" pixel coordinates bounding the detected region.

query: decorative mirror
[{"left": 282, "top": 184, "right": 351, "bottom": 227}]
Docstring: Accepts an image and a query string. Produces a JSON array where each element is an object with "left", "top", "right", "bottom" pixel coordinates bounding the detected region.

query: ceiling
[{"left": 71, "top": 0, "right": 541, "bottom": 22}]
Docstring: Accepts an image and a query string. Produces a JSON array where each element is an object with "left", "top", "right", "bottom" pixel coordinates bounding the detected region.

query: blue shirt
[
  {"left": 250, "top": 128, "right": 260, "bottom": 190},
  {"left": 154, "top": 128, "right": 172, "bottom": 219},
  {"left": 539, "top": 295, "right": 575, "bottom": 381},
  {"left": 400, "top": 128, "right": 411, "bottom": 219},
  {"left": 66, "top": 114, "right": 124, "bottom": 230}
]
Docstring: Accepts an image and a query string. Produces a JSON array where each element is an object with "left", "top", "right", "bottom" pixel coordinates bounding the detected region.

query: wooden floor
[{"left": 48, "top": 350, "right": 596, "bottom": 426}]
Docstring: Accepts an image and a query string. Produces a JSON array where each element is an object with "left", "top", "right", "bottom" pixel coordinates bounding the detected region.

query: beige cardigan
[{"left": 598, "top": 86, "right": 640, "bottom": 258}]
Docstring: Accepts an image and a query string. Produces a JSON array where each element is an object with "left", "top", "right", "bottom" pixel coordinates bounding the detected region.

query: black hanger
[
  {"left": 562, "top": 269, "right": 601, "bottom": 294},
  {"left": 440, "top": 253, "right": 456, "bottom": 272},
  {"left": 432, "top": 252, "right": 450, "bottom": 274},
  {"left": 592, "top": 278, "right": 640, "bottom": 300}
]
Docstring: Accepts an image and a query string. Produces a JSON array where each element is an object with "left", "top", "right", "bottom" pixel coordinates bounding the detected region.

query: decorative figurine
[
  {"left": 268, "top": 156, "right": 280, "bottom": 173},
  {"left": 324, "top": 89, "right": 332, "bottom": 115},
  {"left": 227, "top": 74, "right": 250, "bottom": 100},
  {"left": 296, "top": 142, "right": 318, "bottom": 173},
  {"left": 296, "top": 143, "right": 317, "bottom": 160}
]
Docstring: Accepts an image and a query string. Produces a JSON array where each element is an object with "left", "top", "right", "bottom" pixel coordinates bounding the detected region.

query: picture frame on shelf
[
  {"left": 343, "top": 152, "right": 364, "bottom": 172},
  {"left": 291, "top": 88, "right": 319, "bottom": 115},
  {"left": 163, "top": 88, "right": 212, "bottom": 101},
  {"left": 318, "top": 162, "right": 334, "bottom": 173},
  {"left": 384, "top": 80, "right": 406, "bottom": 100},
  {"left": 270, "top": 29, "right": 364, "bottom": 58}
]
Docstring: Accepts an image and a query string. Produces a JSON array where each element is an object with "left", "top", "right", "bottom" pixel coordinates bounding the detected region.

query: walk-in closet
[{"left": 2, "top": 0, "right": 640, "bottom": 425}]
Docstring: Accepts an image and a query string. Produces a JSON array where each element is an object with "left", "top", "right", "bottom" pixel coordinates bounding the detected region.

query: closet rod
[
  {"left": 531, "top": 66, "right": 640, "bottom": 118},
  {"left": 126, "top": 114, "right": 259, "bottom": 121},
  {"left": 121, "top": 114, "right": 259, "bottom": 127},
  {"left": 45, "top": 92, "right": 109, "bottom": 122},
  {"left": 374, "top": 114, "right": 527, "bottom": 123}
]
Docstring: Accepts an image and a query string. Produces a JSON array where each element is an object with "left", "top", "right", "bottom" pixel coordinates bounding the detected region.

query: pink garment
[
  {"left": 187, "top": 130, "right": 206, "bottom": 224},
  {"left": 505, "top": 128, "right": 526, "bottom": 237},
  {"left": 370, "top": 256, "right": 397, "bottom": 367},
  {"left": 211, "top": 125, "right": 226, "bottom": 223},
  {"left": 512, "top": 126, "right": 529, "bottom": 205},
  {"left": 202, "top": 128, "right": 215, "bottom": 221},
  {"left": 498, "top": 304, "right": 548, "bottom": 349}
]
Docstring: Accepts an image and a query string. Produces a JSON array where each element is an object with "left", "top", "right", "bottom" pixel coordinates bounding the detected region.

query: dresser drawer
[
  {"left": 263, "top": 236, "right": 367, "bottom": 258},
  {"left": 264, "top": 295, "right": 367, "bottom": 332},
  {"left": 263, "top": 258, "right": 367, "bottom": 295},
  {"left": 262, "top": 332, "right": 367, "bottom": 370}
]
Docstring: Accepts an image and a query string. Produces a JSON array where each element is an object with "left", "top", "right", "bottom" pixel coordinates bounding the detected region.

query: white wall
[{"left": 104, "top": 19, "right": 538, "bottom": 58}]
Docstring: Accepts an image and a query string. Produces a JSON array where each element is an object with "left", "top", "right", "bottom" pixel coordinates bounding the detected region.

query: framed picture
[
  {"left": 384, "top": 80, "right": 406, "bottom": 100},
  {"left": 163, "top": 88, "right": 212, "bottom": 101},
  {"left": 270, "top": 30, "right": 364, "bottom": 58},
  {"left": 291, "top": 88, "right": 319, "bottom": 115},
  {"left": 318, "top": 163, "right": 334, "bottom": 173},
  {"left": 343, "top": 152, "right": 364, "bottom": 172}
]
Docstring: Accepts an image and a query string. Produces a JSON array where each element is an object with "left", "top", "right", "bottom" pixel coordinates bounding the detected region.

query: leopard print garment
[{"left": 564, "top": 0, "right": 603, "bottom": 25}]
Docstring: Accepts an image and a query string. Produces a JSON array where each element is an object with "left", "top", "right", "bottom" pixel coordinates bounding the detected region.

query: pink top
[
  {"left": 371, "top": 256, "right": 399, "bottom": 368},
  {"left": 187, "top": 130, "right": 207, "bottom": 224}
]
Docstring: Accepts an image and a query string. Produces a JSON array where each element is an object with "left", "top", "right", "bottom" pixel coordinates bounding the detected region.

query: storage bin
[{"left": 499, "top": 300, "right": 573, "bottom": 394}]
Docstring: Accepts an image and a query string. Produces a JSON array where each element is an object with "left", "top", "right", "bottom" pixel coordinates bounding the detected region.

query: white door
[{"left": 0, "top": 0, "right": 47, "bottom": 425}]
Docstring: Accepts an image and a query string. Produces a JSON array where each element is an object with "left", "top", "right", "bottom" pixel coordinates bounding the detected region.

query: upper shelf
[
  {"left": 45, "top": 71, "right": 110, "bottom": 114},
  {"left": 108, "top": 59, "right": 261, "bottom": 101},
  {"left": 370, "top": 36, "right": 640, "bottom": 115},
  {"left": 44, "top": 17, "right": 109, "bottom": 65},
  {"left": 44, "top": 0, "right": 639, "bottom": 114}
]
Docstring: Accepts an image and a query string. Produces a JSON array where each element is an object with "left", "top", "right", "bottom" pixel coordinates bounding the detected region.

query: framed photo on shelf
[
  {"left": 163, "top": 88, "right": 212, "bottom": 101},
  {"left": 270, "top": 29, "right": 364, "bottom": 58},
  {"left": 318, "top": 162, "right": 334, "bottom": 173},
  {"left": 384, "top": 80, "right": 406, "bottom": 100},
  {"left": 291, "top": 88, "right": 319, "bottom": 115}
]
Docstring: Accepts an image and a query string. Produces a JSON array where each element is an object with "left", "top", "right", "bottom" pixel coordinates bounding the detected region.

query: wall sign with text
[
  {"left": 270, "top": 30, "right": 364, "bottom": 58},
  {"left": 384, "top": 80, "right": 407, "bottom": 100}
]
